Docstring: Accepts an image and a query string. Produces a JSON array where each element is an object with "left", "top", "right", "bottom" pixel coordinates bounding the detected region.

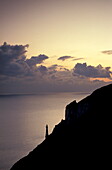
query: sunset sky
[{"left": 0, "top": 0, "right": 112, "bottom": 94}]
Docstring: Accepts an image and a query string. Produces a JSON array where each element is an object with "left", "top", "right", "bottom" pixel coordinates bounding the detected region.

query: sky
[{"left": 0, "top": 0, "right": 112, "bottom": 94}]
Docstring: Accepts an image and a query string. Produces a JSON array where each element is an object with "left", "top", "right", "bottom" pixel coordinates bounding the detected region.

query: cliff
[{"left": 10, "top": 84, "right": 112, "bottom": 169}]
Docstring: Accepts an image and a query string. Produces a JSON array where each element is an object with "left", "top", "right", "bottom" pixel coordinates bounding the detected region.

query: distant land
[
  {"left": 11, "top": 83, "right": 112, "bottom": 169},
  {"left": 0, "top": 91, "right": 90, "bottom": 97}
]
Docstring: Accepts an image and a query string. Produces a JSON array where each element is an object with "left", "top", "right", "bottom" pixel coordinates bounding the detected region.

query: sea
[{"left": 0, "top": 92, "right": 89, "bottom": 170}]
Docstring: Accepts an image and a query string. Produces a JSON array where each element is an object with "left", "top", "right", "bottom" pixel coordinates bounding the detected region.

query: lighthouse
[{"left": 45, "top": 124, "right": 49, "bottom": 139}]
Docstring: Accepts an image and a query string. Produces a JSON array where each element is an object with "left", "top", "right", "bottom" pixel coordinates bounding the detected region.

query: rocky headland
[{"left": 10, "top": 84, "right": 112, "bottom": 169}]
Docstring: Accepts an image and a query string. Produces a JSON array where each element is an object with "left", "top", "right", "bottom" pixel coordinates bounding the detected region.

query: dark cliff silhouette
[{"left": 10, "top": 84, "right": 112, "bottom": 169}]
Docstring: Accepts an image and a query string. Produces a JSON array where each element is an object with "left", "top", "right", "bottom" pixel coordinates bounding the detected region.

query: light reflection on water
[{"left": 0, "top": 92, "right": 89, "bottom": 170}]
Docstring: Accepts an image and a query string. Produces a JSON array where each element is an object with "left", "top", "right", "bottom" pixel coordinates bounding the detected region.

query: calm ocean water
[{"left": 0, "top": 92, "right": 89, "bottom": 170}]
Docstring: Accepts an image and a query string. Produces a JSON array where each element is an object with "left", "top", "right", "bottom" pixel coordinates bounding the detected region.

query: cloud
[
  {"left": 48, "top": 64, "right": 66, "bottom": 70},
  {"left": 58, "top": 56, "right": 73, "bottom": 61},
  {"left": 0, "top": 42, "right": 49, "bottom": 77},
  {"left": 48, "top": 64, "right": 69, "bottom": 74},
  {"left": 72, "top": 57, "right": 84, "bottom": 61},
  {"left": 36, "top": 65, "right": 48, "bottom": 74},
  {"left": 2, "top": 62, "right": 27, "bottom": 76},
  {"left": 48, "top": 64, "right": 59, "bottom": 70},
  {"left": 0, "top": 42, "right": 28, "bottom": 64},
  {"left": 0, "top": 42, "right": 29, "bottom": 76},
  {"left": 102, "top": 50, "right": 112, "bottom": 55},
  {"left": 105, "top": 67, "right": 111, "bottom": 71},
  {"left": 26, "top": 54, "right": 49, "bottom": 66},
  {"left": 73, "top": 63, "right": 112, "bottom": 78}
]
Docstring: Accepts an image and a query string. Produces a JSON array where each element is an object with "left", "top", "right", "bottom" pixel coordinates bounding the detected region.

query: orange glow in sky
[{"left": 90, "top": 78, "right": 112, "bottom": 82}]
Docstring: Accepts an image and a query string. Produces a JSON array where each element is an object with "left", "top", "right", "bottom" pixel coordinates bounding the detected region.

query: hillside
[{"left": 10, "top": 84, "right": 112, "bottom": 169}]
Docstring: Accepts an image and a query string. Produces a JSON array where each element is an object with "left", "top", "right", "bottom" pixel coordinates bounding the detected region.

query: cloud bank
[
  {"left": 73, "top": 63, "right": 112, "bottom": 78},
  {"left": 0, "top": 42, "right": 111, "bottom": 94}
]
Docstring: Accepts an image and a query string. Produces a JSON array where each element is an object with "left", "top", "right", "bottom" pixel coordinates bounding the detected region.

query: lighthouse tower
[{"left": 45, "top": 124, "right": 49, "bottom": 139}]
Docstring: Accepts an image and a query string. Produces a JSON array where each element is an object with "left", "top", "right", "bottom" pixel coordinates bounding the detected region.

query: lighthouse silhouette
[{"left": 45, "top": 124, "right": 49, "bottom": 139}]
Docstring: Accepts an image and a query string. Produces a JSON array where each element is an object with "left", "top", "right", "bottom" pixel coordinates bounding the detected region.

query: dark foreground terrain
[{"left": 11, "top": 84, "right": 112, "bottom": 169}]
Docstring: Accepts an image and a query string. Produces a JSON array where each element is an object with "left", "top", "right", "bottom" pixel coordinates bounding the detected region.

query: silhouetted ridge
[{"left": 10, "top": 84, "right": 112, "bottom": 169}]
